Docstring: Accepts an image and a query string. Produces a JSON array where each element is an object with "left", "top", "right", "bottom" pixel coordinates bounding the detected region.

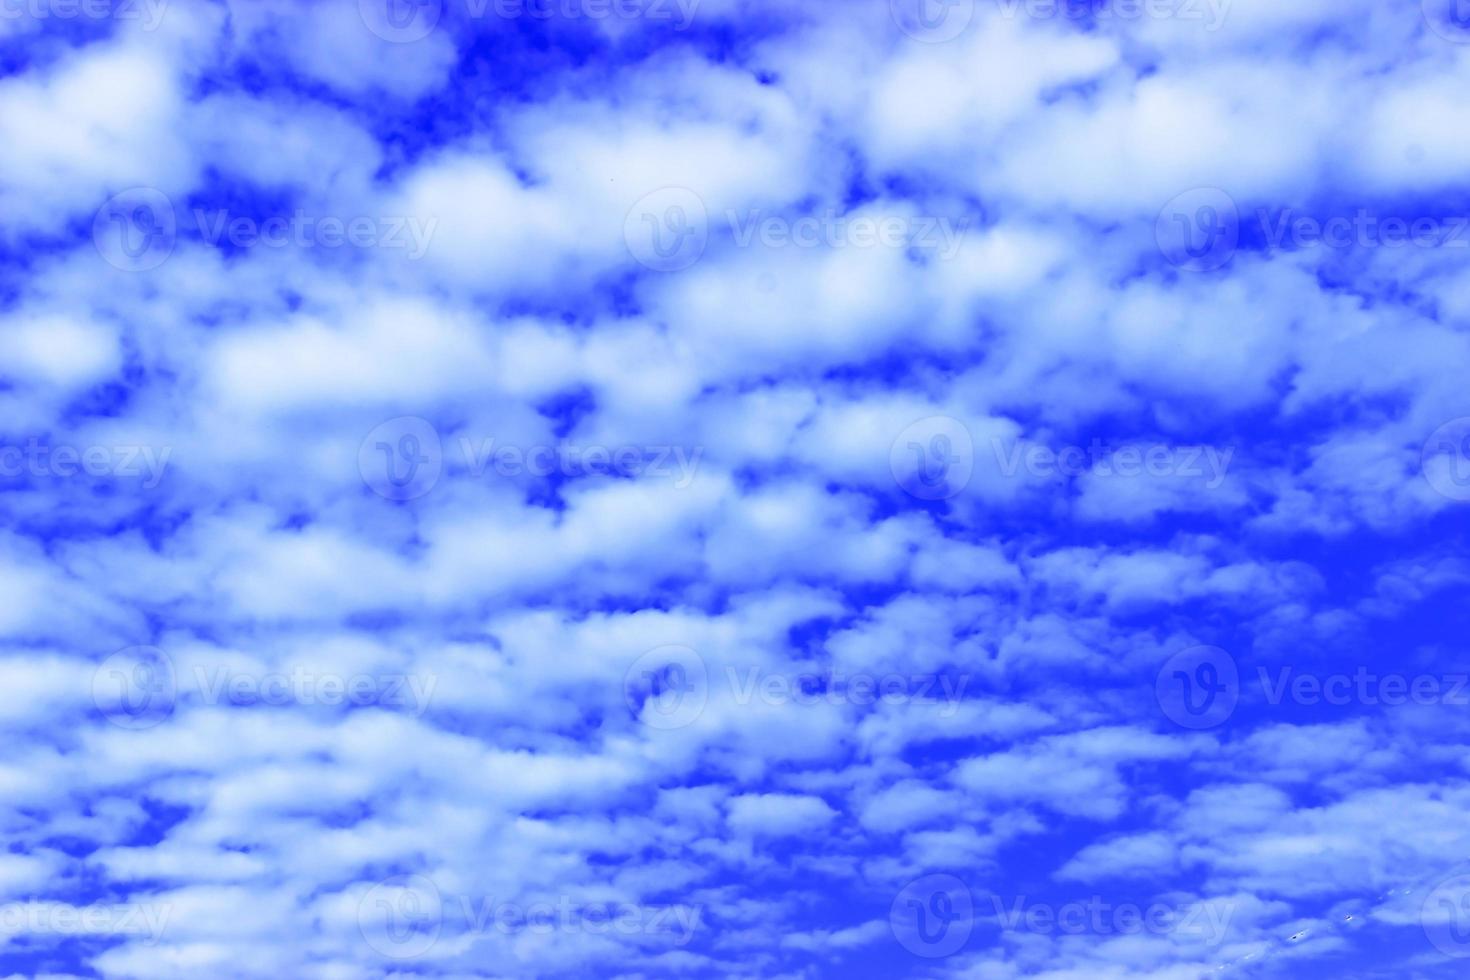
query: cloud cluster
[{"left": 0, "top": 0, "right": 1467, "bottom": 977}]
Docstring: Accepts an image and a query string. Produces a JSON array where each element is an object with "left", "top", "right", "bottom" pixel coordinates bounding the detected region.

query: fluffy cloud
[{"left": 0, "top": 2, "right": 1466, "bottom": 978}]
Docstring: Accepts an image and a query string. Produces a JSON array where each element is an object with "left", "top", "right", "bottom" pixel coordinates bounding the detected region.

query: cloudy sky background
[{"left": 2, "top": 0, "right": 1470, "bottom": 976}]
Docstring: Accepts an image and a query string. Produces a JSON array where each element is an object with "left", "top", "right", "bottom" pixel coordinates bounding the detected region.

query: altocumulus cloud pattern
[{"left": 1, "top": 0, "right": 1470, "bottom": 977}]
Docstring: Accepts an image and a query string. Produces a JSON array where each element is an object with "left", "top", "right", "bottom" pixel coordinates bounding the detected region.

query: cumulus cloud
[{"left": 0, "top": 1, "right": 1466, "bottom": 978}]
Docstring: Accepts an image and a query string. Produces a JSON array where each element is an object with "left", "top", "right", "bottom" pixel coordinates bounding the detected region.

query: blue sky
[{"left": 1, "top": 0, "right": 1470, "bottom": 977}]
